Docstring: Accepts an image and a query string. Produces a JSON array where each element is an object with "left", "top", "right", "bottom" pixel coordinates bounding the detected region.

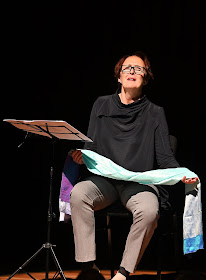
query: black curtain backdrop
[{"left": 1, "top": 1, "right": 205, "bottom": 276}]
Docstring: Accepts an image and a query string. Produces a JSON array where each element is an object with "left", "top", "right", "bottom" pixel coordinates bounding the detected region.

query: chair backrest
[{"left": 169, "top": 135, "right": 177, "bottom": 156}]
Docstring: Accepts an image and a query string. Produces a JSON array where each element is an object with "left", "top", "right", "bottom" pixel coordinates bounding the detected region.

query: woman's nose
[{"left": 130, "top": 67, "right": 135, "bottom": 74}]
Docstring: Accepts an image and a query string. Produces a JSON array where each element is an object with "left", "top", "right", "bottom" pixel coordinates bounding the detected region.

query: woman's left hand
[{"left": 182, "top": 176, "right": 199, "bottom": 184}]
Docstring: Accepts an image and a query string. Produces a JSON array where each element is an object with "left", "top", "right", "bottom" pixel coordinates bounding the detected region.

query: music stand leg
[
  {"left": 50, "top": 246, "right": 67, "bottom": 280},
  {"left": 7, "top": 245, "right": 45, "bottom": 280}
]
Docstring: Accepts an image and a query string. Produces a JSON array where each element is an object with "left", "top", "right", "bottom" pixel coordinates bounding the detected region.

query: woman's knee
[
  {"left": 131, "top": 194, "right": 159, "bottom": 226},
  {"left": 70, "top": 181, "right": 91, "bottom": 207},
  {"left": 135, "top": 206, "right": 159, "bottom": 227}
]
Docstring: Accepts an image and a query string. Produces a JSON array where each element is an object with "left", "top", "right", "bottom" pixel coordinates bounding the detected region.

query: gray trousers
[{"left": 70, "top": 175, "right": 159, "bottom": 273}]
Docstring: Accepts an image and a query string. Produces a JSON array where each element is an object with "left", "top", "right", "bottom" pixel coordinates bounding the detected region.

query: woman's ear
[{"left": 118, "top": 78, "right": 122, "bottom": 84}]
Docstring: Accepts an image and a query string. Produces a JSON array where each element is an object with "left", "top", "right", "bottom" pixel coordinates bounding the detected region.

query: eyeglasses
[{"left": 121, "top": 65, "right": 146, "bottom": 75}]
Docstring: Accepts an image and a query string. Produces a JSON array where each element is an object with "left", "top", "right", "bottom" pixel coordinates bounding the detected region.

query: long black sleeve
[{"left": 154, "top": 108, "right": 180, "bottom": 168}]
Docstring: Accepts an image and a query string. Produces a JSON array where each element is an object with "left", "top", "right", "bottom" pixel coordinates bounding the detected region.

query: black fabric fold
[{"left": 97, "top": 90, "right": 150, "bottom": 117}]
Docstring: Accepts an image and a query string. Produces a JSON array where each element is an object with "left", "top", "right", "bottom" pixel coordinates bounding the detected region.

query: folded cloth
[
  {"left": 59, "top": 149, "right": 203, "bottom": 254},
  {"left": 59, "top": 153, "right": 80, "bottom": 220},
  {"left": 183, "top": 185, "right": 203, "bottom": 254}
]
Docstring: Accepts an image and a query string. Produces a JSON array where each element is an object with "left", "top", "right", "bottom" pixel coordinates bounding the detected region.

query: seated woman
[{"left": 70, "top": 51, "right": 198, "bottom": 280}]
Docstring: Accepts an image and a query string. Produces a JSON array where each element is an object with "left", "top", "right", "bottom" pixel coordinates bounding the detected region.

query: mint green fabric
[
  {"left": 80, "top": 149, "right": 197, "bottom": 185},
  {"left": 80, "top": 149, "right": 203, "bottom": 254}
]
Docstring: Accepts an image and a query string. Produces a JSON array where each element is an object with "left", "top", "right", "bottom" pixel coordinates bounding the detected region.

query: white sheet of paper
[{"left": 4, "top": 119, "right": 92, "bottom": 142}]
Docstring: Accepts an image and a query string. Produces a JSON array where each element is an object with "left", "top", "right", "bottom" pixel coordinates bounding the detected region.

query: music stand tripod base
[{"left": 7, "top": 243, "right": 66, "bottom": 280}]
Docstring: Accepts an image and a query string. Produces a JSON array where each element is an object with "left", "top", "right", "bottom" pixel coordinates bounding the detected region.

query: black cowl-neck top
[{"left": 84, "top": 91, "right": 179, "bottom": 172}]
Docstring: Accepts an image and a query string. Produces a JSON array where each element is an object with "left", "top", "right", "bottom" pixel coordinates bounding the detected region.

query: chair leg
[
  {"left": 156, "top": 228, "right": 162, "bottom": 280},
  {"left": 172, "top": 212, "right": 179, "bottom": 269},
  {"left": 107, "top": 215, "right": 115, "bottom": 278},
  {"left": 157, "top": 269, "right": 161, "bottom": 280}
]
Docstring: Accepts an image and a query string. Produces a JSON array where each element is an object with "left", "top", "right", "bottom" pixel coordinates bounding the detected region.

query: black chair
[
  {"left": 95, "top": 198, "right": 179, "bottom": 279},
  {"left": 95, "top": 136, "right": 180, "bottom": 279}
]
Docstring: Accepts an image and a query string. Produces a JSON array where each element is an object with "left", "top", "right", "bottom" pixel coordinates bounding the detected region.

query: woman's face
[{"left": 118, "top": 56, "right": 146, "bottom": 90}]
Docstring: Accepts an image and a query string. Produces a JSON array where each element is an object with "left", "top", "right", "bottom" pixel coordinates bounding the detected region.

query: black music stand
[{"left": 4, "top": 119, "right": 92, "bottom": 280}]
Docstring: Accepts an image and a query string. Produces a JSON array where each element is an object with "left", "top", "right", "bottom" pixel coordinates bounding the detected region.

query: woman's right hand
[{"left": 71, "top": 150, "right": 84, "bottom": 165}]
